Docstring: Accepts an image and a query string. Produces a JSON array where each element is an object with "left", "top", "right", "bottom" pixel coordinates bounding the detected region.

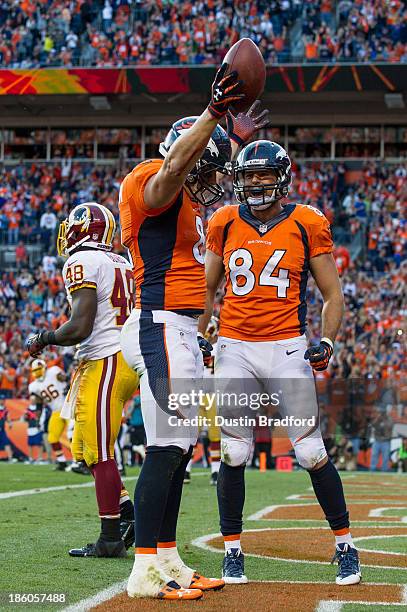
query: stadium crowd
[
  {"left": 0, "top": 0, "right": 405, "bottom": 68},
  {"left": 0, "top": 158, "right": 405, "bottom": 401}
]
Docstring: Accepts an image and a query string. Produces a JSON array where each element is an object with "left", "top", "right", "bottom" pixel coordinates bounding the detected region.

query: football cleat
[
  {"left": 210, "top": 472, "right": 218, "bottom": 486},
  {"left": 183, "top": 471, "right": 191, "bottom": 484},
  {"left": 68, "top": 538, "right": 127, "bottom": 558},
  {"left": 120, "top": 520, "right": 135, "bottom": 549},
  {"left": 190, "top": 572, "right": 224, "bottom": 591},
  {"left": 158, "top": 581, "right": 203, "bottom": 600},
  {"left": 222, "top": 548, "right": 248, "bottom": 584},
  {"left": 331, "top": 543, "right": 361, "bottom": 585},
  {"left": 70, "top": 460, "right": 91, "bottom": 475},
  {"left": 54, "top": 461, "right": 67, "bottom": 471}
]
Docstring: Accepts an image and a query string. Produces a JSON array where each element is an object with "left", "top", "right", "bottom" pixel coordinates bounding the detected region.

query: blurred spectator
[
  {"left": 15, "top": 241, "right": 28, "bottom": 270},
  {"left": 1, "top": 0, "right": 404, "bottom": 67},
  {"left": 370, "top": 407, "right": 393, "bottom": 472},
  {"left": 0, "top": 156, "right": 404, "bottom": 404}
]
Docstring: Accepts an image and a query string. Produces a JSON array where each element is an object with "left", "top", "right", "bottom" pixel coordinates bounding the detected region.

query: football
[{"left": 223, "top": 38, "right": 266, "bottom": 113}]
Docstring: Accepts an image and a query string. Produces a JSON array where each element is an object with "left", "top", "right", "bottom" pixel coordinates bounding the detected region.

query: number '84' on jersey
[{"left": 206, "top": 203, "right": 333, "bottom": 342}]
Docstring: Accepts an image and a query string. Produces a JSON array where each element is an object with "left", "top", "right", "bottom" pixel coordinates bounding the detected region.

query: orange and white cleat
[
  {"left": 158, "top": 581, "right": 203, "bottom": 600},
  {"left": 190, "top": 572, "right": 225, "bottom": 591}
]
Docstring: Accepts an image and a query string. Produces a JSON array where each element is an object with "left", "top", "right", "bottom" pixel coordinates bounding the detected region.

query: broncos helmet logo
[{"left": 177, "top": 127, "right": 219, "bottom": 158}]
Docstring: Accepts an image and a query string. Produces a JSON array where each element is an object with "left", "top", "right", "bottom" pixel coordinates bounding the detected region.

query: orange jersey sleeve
[
  {"left": 300, "top": 205, "right": 333, "bottom": 258},
  {"left": 119, "top": 159, "right": 206, "bottom": 314},
  {"left": 120, "top": 159, "right": 179, "bottom": 249},
  {"left": 206, "top": 206, "right": 236, "bottom": 257}
]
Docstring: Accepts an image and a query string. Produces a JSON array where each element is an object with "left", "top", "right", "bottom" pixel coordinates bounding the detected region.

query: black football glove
[
  {"left": 304, "top": 340, "right": 333, "bottom": 371},
  {"left": 26, "top": 332, "right": 47, "bottom": 358},
  {"left": 207, "top": 63, "right": 245, "bottom": 119},
  {"left": 226, "top": 100, "right": 271, "bottom": 146},
  {"left": 197, "top": 334, "right": 213, "bottom": 358}
]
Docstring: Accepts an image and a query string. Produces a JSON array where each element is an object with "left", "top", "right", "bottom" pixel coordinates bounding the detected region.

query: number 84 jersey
[
  {"left": 206, "top": 203, "right": 333, "bottom": 341},
  {"left": 62, "top": 250, "right": 134, "bottom": 361}
]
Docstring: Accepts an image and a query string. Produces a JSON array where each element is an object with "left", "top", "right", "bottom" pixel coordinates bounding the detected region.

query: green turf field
[{"left": 0, "top": 464, "right": 406, "bottom": 611}]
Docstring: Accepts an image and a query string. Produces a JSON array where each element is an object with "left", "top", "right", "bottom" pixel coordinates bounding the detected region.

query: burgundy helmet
[{"left": 57, "top": 203, "right": 116, "bottom": 257}]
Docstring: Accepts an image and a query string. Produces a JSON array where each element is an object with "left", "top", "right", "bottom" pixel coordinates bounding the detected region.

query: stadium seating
[{"left": 0, "top": 0, "right": 405, "bottom": 68}]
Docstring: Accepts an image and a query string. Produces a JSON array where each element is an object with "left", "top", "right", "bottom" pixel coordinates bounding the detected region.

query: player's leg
[
  {"left": 71, "top": 356, "right": 126, "bottom": 557},
  {"left": 47, "top": 411, "right": 68, "bottom": 470},
  {"left": 207, "top": 400, "right": 221, "bottom": 485},
  {"left": 157, "top": 328, "right": 224, "bottom": 592},
  {"left": 107, "top": 351, "right": 139, "bottom": 547},
  {"left": 215, "top": 337, "right": 261, "bottom": 584},
  {"left": 121, "top": 309, "right": 213, "bottom": 599},
  {"left": 274, "top": 336, "right": 361, "bottom": 585}
]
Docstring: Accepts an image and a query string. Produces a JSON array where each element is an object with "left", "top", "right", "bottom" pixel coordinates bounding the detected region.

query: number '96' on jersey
[
  {"left": 206, "top": 203, "right": 333, "bottom": 341},
  {"left": 62, "top": 250, "right": 134, "bottom": 361}
]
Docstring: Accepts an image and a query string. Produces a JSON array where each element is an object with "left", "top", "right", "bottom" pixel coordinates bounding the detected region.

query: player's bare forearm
[
  {"left": 198, "top": 287, "right": 218, "bottom": 335},
  {"left": 42, "top": 288, "right": 97, "bottom": 347},
  {"left": 199, "top": 249, "right": 225, "bottom": 335},
  {"left": 320, "top": 297, "right": 344, "bottom": 343},
  {"left": 310, "top": 253, "right": 344, "bottom": 343},
  {"left": 144, "top": 110, "right": 218, "bottom": 209}
]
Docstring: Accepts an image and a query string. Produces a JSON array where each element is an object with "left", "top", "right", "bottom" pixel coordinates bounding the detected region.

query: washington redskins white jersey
[
  {"left": 62, "top": 250, "right": 134, "bottom": 361},
  {"left": 29, "top": 366, "right": 66, "bottom": 413}
]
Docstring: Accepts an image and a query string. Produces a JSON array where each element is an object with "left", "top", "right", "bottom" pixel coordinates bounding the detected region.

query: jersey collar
[{"left": 238, "top": 203, "right": 296, "bottom": 237}]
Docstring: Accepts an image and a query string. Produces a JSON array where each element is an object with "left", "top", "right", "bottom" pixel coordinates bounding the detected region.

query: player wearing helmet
[
  {"left": 200, "top": 140, "right": 361, "bottom": 587},
  {"left": 26, "top": 202, "right": 139, "bottom": 559},
  {"left": 118, "top": 63, "right": 249, "bottom": 601},
  {"left": 29, "top": 359, "right": 68, "bottom": 470}
]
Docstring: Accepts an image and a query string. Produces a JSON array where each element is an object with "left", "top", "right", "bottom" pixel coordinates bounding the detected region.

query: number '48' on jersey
[{"left": 62, "top": 250, "right": 134, "bottom": 361}]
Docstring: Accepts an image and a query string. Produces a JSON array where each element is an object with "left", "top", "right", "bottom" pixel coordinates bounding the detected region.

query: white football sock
[
  {"left": 157, "top": 544, "right": 194, "bottom": 588},
  {"left": 128, "top": 553, "right": 171, "bottom": 597},
  {"left": 211, "top": 460, "right": 220, "bottom": 474},
  {"left": 224, "top": 537, "right": 241, "bottom": 553},
  {"left": 335, "top": 532, "right": 355, "bottom": 548}
]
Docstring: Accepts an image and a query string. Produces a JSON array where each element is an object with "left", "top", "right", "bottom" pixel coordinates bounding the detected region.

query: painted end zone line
[
  {"left": 61, "top": 579, "right": 406, "bottom": 612},
  {"left": 192, "top": 530, "right": 407, "bottom": 571},
  {"left": 317, "top": 585, "right": 407, "bottom": 611}
]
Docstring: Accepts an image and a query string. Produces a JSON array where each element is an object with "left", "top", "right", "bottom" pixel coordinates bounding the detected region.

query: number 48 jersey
[
  {"left": 206, "top": 203, "right": 333, "bottom": 341},
  {"left": 62, "top": 250, "right": 134, "bottom": 361}
]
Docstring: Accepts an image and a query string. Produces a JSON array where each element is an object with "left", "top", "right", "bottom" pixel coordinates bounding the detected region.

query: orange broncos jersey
[
  {"left": 119, "top": 159, "right": 206, "bottom": 315},
  {"left": 206, "top": 203, "right": 333, "bottom": 341}
]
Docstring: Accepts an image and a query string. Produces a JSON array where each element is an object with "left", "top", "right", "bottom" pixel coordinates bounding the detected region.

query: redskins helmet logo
[{"left": 71, "top": 206, "right": 91, "bottom": 232}]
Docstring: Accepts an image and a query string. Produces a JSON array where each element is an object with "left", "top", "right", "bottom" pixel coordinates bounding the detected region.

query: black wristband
[{"left": 43, "top": 330, "right": 56, "bottom": 346}]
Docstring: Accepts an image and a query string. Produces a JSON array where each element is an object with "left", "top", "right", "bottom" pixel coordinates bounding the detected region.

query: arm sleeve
[
  {"left": 62, "top": 253, "right": 99, "bottom": 294},
  {"left": 308, "top": 211, "right": 333, "bottom": 258},
  {"left": 206, "top": 209, "right": 226, "bottom": 257},
  {"left": 120, "top": 159, "right": 179, "bottom": 219}
]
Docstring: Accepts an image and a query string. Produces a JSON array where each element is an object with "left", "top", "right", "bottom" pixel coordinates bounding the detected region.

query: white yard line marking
[
  {"left": 0, "top": 471, "right": 210, "bottom": 501},
  {"left": 317, "top": 601, "right": 407, "bottom": 611},
  {"left": 0, "top": 477, "right": 138, "bottom": 500},
  {"left": 352, "top": 535, "right": 407, "bottom": 556},
  {"left": 369, "top": 507, "right": 407, "bottom": 522},
  {"left": 247, "top": 502, "right": 407, "bottom": 522},
  {"left": 316, "top": 603, "right": 344, "bottom": 612},
  {"left": 61, "top": 580, "right": 127, "bottom": 612},
  {"left": 192, "top": 530, "right": 407, "bottom": 571}
]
